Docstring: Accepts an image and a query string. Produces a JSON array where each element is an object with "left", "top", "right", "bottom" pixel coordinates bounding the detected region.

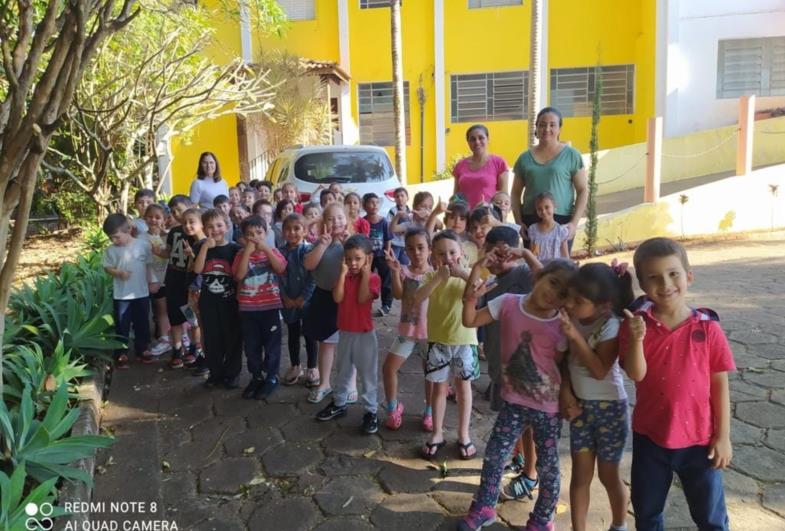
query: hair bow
[{"left": 610, "top": 258, "right": 629, "bottom": 277}]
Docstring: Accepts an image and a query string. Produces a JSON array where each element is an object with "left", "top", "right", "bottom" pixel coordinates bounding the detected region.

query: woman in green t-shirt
[{"left": 511, "top": 107, "right": 588, "bottom": 247}]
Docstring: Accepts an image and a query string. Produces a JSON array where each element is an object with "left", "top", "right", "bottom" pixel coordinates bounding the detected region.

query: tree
[
  {"left": 583, "top": 64, "right": 602, "bottom": 254},
  {"left": 0, "top": 0, "right": 139, "bottom": 395},
  {"left": 526, "top": 0, "right": 543, "bottom": 148},
  {"left": 390, "top": 0, "right": 406, "bottom": 180},
  {"left": 42, "top": 2, "right": 283, "bottom": 217}
]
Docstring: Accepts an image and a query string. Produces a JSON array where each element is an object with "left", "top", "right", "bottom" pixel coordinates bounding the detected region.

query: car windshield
[{"left": 294, "top": 151, "right": 395, "bottom": 184}]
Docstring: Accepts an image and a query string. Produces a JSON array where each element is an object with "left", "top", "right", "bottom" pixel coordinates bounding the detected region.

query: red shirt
[
  {"left": 294, "top": 202, "right": 303, "bottom": 214},
  {"left": 232, "top": 249, "right": 287, "bottom": 312},
  {"left": 337, "top": 272, "right": 381, "bottom": 332},
  {"left": 353, "top": 217, "right": 370, "bottom": 236},
  {"left": 618, "top": 298, "right": 735, "bottom": 449}
]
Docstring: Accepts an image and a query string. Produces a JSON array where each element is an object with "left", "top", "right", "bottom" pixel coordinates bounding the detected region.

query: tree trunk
[
  {"left": 390, "top": 0, "right": 407, "bottom": 181},
  {"left": 527, "top": 0, "right": 544, "bottom": 148}
]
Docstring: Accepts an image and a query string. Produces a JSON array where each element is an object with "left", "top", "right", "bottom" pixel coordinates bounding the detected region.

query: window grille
[
  {"left": 358, "top": 82, "right": 411, "bottom": 146},
  {"left": 450, "top": 71, "right": 528, "bottom": 122},
  {"left": 717, "top": 37, "right": 785, "bottom": 98},
  {"left": 550, "top": 64, "right": 634, "bottom": 116}
]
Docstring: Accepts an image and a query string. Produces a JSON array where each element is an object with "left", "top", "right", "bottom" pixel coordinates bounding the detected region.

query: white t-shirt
[
  {"left": 103, "top": 238, "right": 153, "bottom": 300},
  {"left": 137, "top": 232, "right": 168, "bottom": 285},
  {"left": 189, "top": 178, "right": 229, "bottom": 209},
  {"left": 568, "top": 315, "right": 627, "bottom": 401}
]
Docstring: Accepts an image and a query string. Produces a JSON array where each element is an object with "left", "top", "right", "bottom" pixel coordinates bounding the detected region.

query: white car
[{"left": 265, "top": 145, "right": 401, "bottom": 214}]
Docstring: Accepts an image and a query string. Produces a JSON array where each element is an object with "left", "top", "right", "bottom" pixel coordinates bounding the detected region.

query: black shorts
[
  {"left": 166, "top": 283, "right": 188, "bottom": 325},
  {"left": 151, "top": 284, "right": 166, "bottom": 300},
  {"left": 302, "top": 287, "right": 337, "bottom": 341}
]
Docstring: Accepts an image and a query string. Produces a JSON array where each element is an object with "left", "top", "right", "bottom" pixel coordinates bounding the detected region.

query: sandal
[
  {"left": 307, "top": 387, "right": 332, "bottom": 404},
  {"left": 116, "top": 354, "right": 129, "bottom": 369},
  {"left": 283, "top": 366, "right": 303, "bottom": 386},
  {"left": 458, "top": 440, "right": 477, "bottom": 460},
  {"left": 305, "top": 368, "right": 320, "bottom": 388},
  {"left": 421, "top": 439, "right": 446, "bottom": 460}
]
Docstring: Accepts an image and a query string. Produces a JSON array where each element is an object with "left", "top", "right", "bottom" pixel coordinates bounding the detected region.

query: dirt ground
[{"left": 13, "top": 227, "right": 84, "bottom": 287}]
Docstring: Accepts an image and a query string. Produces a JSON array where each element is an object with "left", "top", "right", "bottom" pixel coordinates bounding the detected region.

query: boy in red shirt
[
  {"left": 619, "top": 237, "right": 734, "bottom": 531},
  {"left": 316, "top": 234, "right": 382, "bottom": 434}
]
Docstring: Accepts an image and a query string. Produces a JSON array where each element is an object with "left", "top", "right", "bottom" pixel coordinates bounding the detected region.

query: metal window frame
[
  {"left": 468, "top": 0, "right": 522, "bottom": 8},
  {"left": 358, "top": 81, "right": 411, "bottom": 146},
  {"left": 360, "top": 0, "right": 396, "bottom": 9},
  {"left": 277, "top": 0, "right": 316, "bottom": 20},
  {"left": 450, "top": 71, "right": 529, "bottom": 122},
  {"left": 717, "top": 36, "right": 785, "bottom": 99},
  {"left": 549, "top": 64, "right": 635, "bottom": 117}
]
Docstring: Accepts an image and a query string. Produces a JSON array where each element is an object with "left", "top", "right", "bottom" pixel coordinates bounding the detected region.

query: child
[
  {"left": 382, "top": 227, "right": 432, "bottom": 430},
  {"left": 230, "top": 205, "right": 249, "bottom": 232},
  {"left": 468, "top": 205, "right": 501, "bottom": 252},
  {"left": 281, "top": 182, "right": 302, "bottom": 213},
  {"left": 102, "top": 214, "right": 155, "bottom": 368},
  {"left": 413, "top": 230, "right": 477, "bottom": 459},
  {"left": 390, "top": 191, "right": 436, "bottom": 239},
  {"left": 492, "top": 191, "right": 521, "bottom": 233},
  {"left": 319, "top": 189, "right": 336, "bottom": 209},
  {"left": 362, "top": 193, "right": 393, "bottom": 315},
  {"left": 619, "top": 237, "right": 735, "bottom": 531},
  {"left": 386, "top": 187, "right": 411, "bottom": 265},
  {"left": 527, "top": 192, "right": 569, "bottom": 262},
  {"left": 303, "top": 203, "right": 321, "bottom": 244},
  {"left": 303, "top": 203, "right": 356, "bottom": 404},
  {"left": 344, "top": 192, "right": 370, "bottom": 236},
  {"left": 132, "top": 188, "right": 155, "bottom": 235},
  {"left": 213, "top": 194, "right": 234, "bottom": 243},
  {"left": 458, "top": 260, "right": 577, "bottom": 531},
  {"left": 558, "top": 263, "right": 633, "bottom": 531},
  {"left": 228, "top": 186, "right": 242, "bottom": 207},
  {"left": 161, "top": 198, "right": 203, "bottom": 369},
  {"left": 273, "top": 198, "right": 295, "bottom": 247},
  {"left": 242, "top": 188, "right": 257, "bottom": 211},
  {"left": 278, "top": 214, "right": 318, "bottom": 386},
  {"left": 252, "top": 199, "right": 277, "bottom": 248},
  {"left": 139, "top": 204, "right": 171, "bottom": 357},
  {"left": 233, "top": 215, "right": 287, "bottom": 399},
  {"left": 257, "top": 180, "right": 273, "bottom": 202},
  {"left": 315, "top": 234, "right": 381, "bottom": 434},
  {"left": 193, "top": 209, "right": 243, "bottom": 388}
]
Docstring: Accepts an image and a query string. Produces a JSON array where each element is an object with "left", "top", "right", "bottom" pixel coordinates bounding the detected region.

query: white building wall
[{"left": 662, "top": 0, "right": 785, "bottom": 137}]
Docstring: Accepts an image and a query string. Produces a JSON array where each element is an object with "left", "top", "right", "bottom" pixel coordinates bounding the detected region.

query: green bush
[{"left": 0, "top": 464, "right": 64, "bottom": 531}]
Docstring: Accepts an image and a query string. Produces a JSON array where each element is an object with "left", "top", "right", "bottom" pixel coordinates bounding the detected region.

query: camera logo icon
[{"left": 25, "top": 502, "right": 54, "bottom": 530}]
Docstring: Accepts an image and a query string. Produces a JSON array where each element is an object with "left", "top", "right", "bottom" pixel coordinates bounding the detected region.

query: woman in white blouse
[{"left": 189, "top": 152, "right": 229, "bottom": 209}]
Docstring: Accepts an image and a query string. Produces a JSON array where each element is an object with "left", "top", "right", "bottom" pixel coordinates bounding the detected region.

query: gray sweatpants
[{"left": 334, "top": 330, "right": 379, "bottom": 413}]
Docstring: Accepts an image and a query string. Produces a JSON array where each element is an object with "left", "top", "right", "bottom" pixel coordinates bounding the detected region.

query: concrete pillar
[
  {"left": 644, "top": 117, "right": 663, "bottom": 203},
  {"left": 736, "top": 95, "right": 755, "bottom": 176}
]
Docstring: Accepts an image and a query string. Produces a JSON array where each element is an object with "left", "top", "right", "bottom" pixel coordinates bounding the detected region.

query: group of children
[{"left": 102, "top": 179, "right": 734, "bottom": 531}]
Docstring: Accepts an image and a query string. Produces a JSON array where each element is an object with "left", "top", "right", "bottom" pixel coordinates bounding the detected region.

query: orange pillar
[
  {"left": 736, "top": 95, "right": 755, "bottom": 176},
  {"left": 644, "top": 117, "right": 663, "bottom": 203}
]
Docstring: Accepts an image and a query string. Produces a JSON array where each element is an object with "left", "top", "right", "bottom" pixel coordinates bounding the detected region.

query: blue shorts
[{"left": 570, "top": 399, "right": 629, "bottom": 463}]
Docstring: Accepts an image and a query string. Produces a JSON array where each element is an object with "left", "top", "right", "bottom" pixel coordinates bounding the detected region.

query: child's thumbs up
[{"left": 623, "top": 309, "right": 646, "bottom": 341}]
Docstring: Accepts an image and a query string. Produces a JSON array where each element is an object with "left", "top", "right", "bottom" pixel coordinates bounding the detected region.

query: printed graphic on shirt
[
  {"left": 237, "top": 256, "right": 282, "bottom": 309},
  {"left": 167, "top": 228, "right": 192, "bottom": 272},
  {"left": 369, "top": 226, "right": 384, "bottom": 252},
  {"left": 400, "top": 277, "right": 421, "bottom": 325},
  {"left": 504, "top": 330, "right": 558, "bottom": 404},
  {"left": 202, "top": 258, "right": 235, "bottom": 298}
]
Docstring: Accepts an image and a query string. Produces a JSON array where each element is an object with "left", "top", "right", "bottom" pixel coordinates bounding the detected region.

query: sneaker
[
  {"left": 242, "top": 378, "right": 264, "bottom": 399},
  {"left": 169, "top": 347, "right": 184, "bottom": 369},
  {"left": 362, "top": 412, "right": 379, "bottom": 435},
  {"left": 183, "top": 345, "right": 198, "bottom": 367},
  {"left": 283, "top": 366, "right": 303, "bottom": 386},
  {"left": 501, "top": 473, "right": 539, "bottom": 501},
  {"left": 382, "top": 304, "right": 391, "bottom": 314},
  {"left": 385, "top": 401, "right": 404, "bottom": 430},
  {"left": 305, "top": 368, "right": 320, "bottom": 388},
  {"left": 254, "top": 377, "right": 279, "bottom": 400},
  {"left": 149, "top": 338, "right": 172, "bottom": 357},
  {"left": 457, "top": 505, "right": 496, "bottom": 531},
  {"left": 504, "top": 452, "right": 525, "bottom": 474},
  {"left": 374, "top": 305, "right": 390, "bottom": 317},
  {"left": 523, "top": 519, "right": 554, "bottom": 531},
  {"left": 422, "top": 411, "right": 433, "bottom": 432},
  {"left": 316, "top": 401, "right": 348, "bottom": 421},
  {"left": 307, "top": 387, "right": 332, "bottom": 404}
]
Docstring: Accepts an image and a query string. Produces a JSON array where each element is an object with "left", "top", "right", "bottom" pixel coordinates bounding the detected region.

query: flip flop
[
  {"left": 458, "top": 440, "right": 477, "bottom": 460},
  {"left": 421, "top": 440, "right": 446, "bottom": 460}
]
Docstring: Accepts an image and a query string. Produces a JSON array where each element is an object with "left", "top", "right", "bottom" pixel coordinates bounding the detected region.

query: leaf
[
  {"left": 362, "top": 450, "right": 376, "bottom": 459},
  {"left": 161, "top": 460, "right": 171, "bottom": 471},
  {"left": 243, "top": 447, "right": 255, "bottom": 455},
  {"left": 44, "top": 374, "right": 57, "bottom": 392},
  {"left": 341, "top": 496, "right": 354, "bottom": 508},
  {"left": 248, "top": 475, "right": 267, "bottom": 486}
]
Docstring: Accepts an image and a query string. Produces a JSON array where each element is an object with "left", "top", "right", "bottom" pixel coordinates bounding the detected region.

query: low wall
[{"left": 572, "top": 164, "right": 785, "bottom": 250}]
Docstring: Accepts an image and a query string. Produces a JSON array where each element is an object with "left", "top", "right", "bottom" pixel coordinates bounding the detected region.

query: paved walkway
[{"left": 91, "top": 234, "right": 785, "bottom": 530}]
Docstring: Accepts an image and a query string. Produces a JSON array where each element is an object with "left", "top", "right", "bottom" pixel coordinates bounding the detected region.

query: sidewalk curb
[{"left": 56, "top": 362, "right": 108, "bottom": 531}]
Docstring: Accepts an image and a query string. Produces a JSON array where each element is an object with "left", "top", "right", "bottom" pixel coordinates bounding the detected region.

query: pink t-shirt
[
  {"left": 453, "top": 154, "right": 509, "bottom": 207},
  {"left": 487, "top": 294, "right": 568, "bottom": 414},
  {"left": 397, "top": 266, "right": 429, "bottom": 340},
  {"left": 618, "top": 298, "right": 736, "bottom": 449}
]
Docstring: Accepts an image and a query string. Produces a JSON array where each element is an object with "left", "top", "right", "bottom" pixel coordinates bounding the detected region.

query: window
[
  {"left": 450, "top": 71, "right": 528, "bottom": 122},
  {"left": 717, "top": 37, "right": 785, "bottom": 98},
  {"left": 361, "top": 0, "right": 394, "bottom": 8},
  {"left": 358, "top": 82, "right": 411, "bottom": 146},
  {"left": 468, "top": 0, "right": 522, "bottom": 8},
  {"left": 277, "top": 0, "right": 315, "bottom": 20},
  {"left": 550, "top": 65, "right": 634, "bottom": 116},
  {"left": 294, "top": 150, "right": 396, "bottom": 183}
]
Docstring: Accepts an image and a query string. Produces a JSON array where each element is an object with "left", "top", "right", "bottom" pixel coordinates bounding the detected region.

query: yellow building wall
[
  {"left": 200, "top": 0, "right": 242, "bottom": 63},
  {"left": 255, "top": 0, "right": 339, "bottom": 61},
  {"left": 171, "top": 114, "right": 241, "bottom": 195}
]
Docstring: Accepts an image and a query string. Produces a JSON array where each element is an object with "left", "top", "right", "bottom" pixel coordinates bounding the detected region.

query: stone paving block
[
  {"left": 730, "top": 330, "right": 779, "bottom": 345},
  {"left": 324, "top": 430, "right": 383, "bottom": 456},
  {"left": 311, "top": 517, "right": 375, "bottom": 531},
  {"left": 246, "top": 403, "right": 299, "bottom": 429},
  {"left": 661, "top": 486, "right": 697, "bottom": 530},
  {"left": 314, "top": 476, "right": 386, "bottom": 516},
  {"left": 733, "top": 445, "right": 785, "bottom": 482},
  {"left": 729, "top": 379, "right": 769, "bottom": 402},
  {"left": 736, "top": 401, "right": 785, "bottom": 429},
  {"left": 724, "top": 469, "right": 760, "bottom": 504},
  {"left": 319, "top": 453, "right": 385, "bottom": 476},
  {"left": 247, "top": 497, "right": 321, "bottom": 531},
  {"left": 731, "top": 418, "right": 764, "bottom": 446},
  {"left": 191, "top": 516, "right": 245, "bottom": 531},
  {"left": 765, "top": 429, "right": 785, "bottom": 452},
  {"left": 771, "top": 359, "right": 785, "bottom": 372},
  {"left": 161, "top": 434, "right": 224, "bottom": 472},
  {"left": 762, "top": 483, "right": 785, "bottom": 518},
  {"left": 170, "top": 401, "right": 215, "bottom": 423},
  {"left": 378, "top": 460, "right": 441, "bottom": 494},
  {"left": 281, "top": 414, "right": 337, "bottom": 441},
  {"left": 213, "top": 395, "right": 267, "bottom": 417},
  {"left": 429, "top": 488, "right": 474, "bottom": 515},
  {"left": 370, "top": 492, "right": 446, "bottom": 530},
  {"left": 199, "top": 457, "right": 260, "bottom": 494},
  {"left": 160, "top": 471, "right": 197, "bottom": 505},
  {"left": 223, "top": 426, "right": 284, "bottom": 457},
  {"left": 262, "top": 441, "right": 323, "bottom": 476},
  {"left": 727, "top": 501, "right": 785, "bottom": 530},
  {"left": 190, "top": 415, "right": 247, "bottom": 443},
  {"left": 751, "top": 343, "right": 785, "bottom": 360},
  {"left": 772, "top": 389, "right": 785, "bottom": 407},
  {"left": 164, "top": 503, "right": 213, "bottom": 529},
  {"left": 743, "top": 371, "right": 784, "bottom": 388},
  {"left": 157, "top": 418, "right": 193, "bottom": 451}
]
